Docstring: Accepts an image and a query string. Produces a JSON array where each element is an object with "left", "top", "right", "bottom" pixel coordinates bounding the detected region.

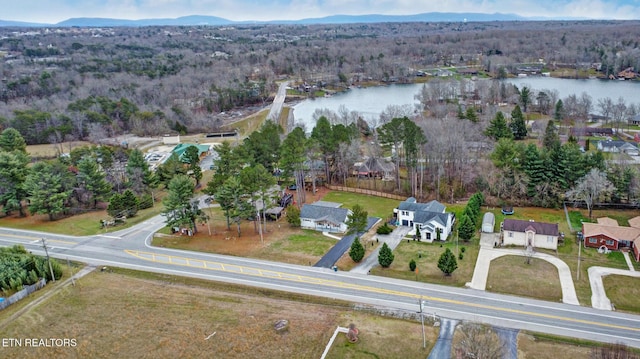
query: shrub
[
  {"left": 286, "top": 206, "right": 301, "bottom": 227},
  {"left": 376, "top": 222, "right": 393, "bottom": 235},
  {"left": 461, "top": 247, "right": 466, "bottom": 253},
  {"left": 409, "top": 259, "right": 416, "bottom": 272},
  {"left": 459, "top": 253, "right": 464, "bottom": 260}
]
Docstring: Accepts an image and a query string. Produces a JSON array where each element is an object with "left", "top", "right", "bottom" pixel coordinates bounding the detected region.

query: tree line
[{"left": 1, "top": 21, "right": 640, "bottom": 142}]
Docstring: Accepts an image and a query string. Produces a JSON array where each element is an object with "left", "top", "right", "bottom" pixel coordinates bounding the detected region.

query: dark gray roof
[
  {"left": 599, "top": 140, "right": 636, "bottom": 149},
  {"left": 300, "top": 204, "right": 349, "bottom": 224},
  {"left": 415, "top": 212, "right": 451, "bottom": 227},
  {"left": 398, "top": 199, "right": 445, "bottom": 213},
  {"left": 503, "top": 219, "right": 559, "bottom": 236}
]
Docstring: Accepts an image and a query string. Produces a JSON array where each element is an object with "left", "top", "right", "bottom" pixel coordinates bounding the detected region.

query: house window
[
  {"left": 547, "top": 236, "right": 553, "bottom": 243},
  {"left": 508, "top": 232, "right": 513, "bottom": 238},
  {"left": 589, "top": 237, "right": 597, "bottom": 244},
  {"left": 605, "top": 239, "right": 615, "bottom": 246},
  {"left": 426, "top": 233, "right": 431, "bottom": 240},
  {"left": 402, "top": 211, "right": 408, "bottom": 216}
]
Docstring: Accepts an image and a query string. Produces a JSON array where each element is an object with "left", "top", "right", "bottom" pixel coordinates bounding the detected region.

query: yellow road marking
[{"left": 124, "top": 249, "right": 640, "bottom": 333}]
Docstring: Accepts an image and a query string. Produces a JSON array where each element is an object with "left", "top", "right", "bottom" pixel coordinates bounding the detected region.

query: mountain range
[{"left": 0, "top": 12, "right": 575, "bottom": 28}]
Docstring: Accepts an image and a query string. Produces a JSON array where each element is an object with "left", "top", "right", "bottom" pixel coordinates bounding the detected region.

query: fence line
[
  {"left": 0, "top": 278, "right": 47, "bottom": 311},
  {"left": 325, "top": 185, "right": 406, "bottom": 201}
]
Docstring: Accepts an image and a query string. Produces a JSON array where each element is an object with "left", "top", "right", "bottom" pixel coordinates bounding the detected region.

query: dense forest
[{"left": 1, "top": 20, "right": 639, "bottom": 144}]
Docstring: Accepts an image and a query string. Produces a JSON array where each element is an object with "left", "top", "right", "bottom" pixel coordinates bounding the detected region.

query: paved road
[
  {"left": 267, "top": 81, "right": 288, "bottom": 121},
  {"left": 428, "top": 318, "right": 458, "bottom": 359},
  {"left": 2, "top": 218, "right": 640, "bottom": 349},
  {"left": 313, "top": 217, "right": 379, "bottom": 268}
]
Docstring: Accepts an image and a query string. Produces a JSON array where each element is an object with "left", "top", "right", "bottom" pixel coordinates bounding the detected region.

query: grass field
[
  {"left": 486, "top": 256, "right": 563, "bottom": 302},
  {"left": 0, "top": 267, "right": 623, "bottom": 358},
  {"left": 371, "top": 239, "right": 479, "bottom": 287},
  {"left": 0, "top": 268, "right": 437, "bottom": 359},
  {"left": 320, "top": 191, "right": 400, "bottom": 219},
  {"left": 26, "top": 141, "right": 91, "bottom": 158},
  {"left": 603, "top": 275, "right": 640, "bottom": 313},
  {"left": 222, "top": 108, "right": 270, "bottom": 136}
]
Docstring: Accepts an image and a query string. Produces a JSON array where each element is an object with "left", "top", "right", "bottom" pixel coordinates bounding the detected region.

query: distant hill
[
  {"left": 0, "top": 12, "right": 570, "bottom": 28},
  {"left": 55, "top": 15, "right": 233, "bottom": 27},
  {"left": 0, "top": 19, "right": 48, "bottom": 27}
]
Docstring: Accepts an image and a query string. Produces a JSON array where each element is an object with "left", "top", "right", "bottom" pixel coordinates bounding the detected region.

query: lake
[{"left": 291, "top": 77, "right": 640, "bottom": 129}]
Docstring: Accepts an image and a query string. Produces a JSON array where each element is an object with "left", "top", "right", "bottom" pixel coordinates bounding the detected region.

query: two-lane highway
[{"left": 1, "top": 216, "right": 640, "bottom": 348}]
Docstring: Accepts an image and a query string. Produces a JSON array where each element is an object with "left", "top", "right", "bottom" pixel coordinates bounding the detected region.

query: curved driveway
[{"left": 2, "top": 217, "right": 640, "bottom": 349}]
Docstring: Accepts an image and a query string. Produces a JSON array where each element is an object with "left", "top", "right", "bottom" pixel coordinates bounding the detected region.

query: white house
[
  {"left": 394, "top": 198, "right": 455, "bottom": 242},
  {"left": 300, "top": 201, "right": 351, "bottom": 233},
  {"left": 501, "top": 219, "right": 559, "bottom": 250},
  {"left": 597, "top": 140, "right": 639, "bottom": 156}
]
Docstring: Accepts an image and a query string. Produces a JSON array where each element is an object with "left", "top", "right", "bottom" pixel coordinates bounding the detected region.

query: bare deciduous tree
[
  {"left": 453, "top": 323, "right": 505, "bottom": 359},
  {"left": 566, "top": 168, "right": 616, "bottom": 219}
]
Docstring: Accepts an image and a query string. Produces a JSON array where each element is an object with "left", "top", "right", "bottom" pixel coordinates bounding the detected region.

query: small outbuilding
[{"left": 481, "top": 212, "right": 495, "bottom": 233}]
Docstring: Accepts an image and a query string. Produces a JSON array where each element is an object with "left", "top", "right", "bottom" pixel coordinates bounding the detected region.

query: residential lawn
[
  {"left": 486, "top": 256, "right": 562, "bottom": 302},
  {"left": 320, "top": 191, "right": 401, "bottom": 219},
  {"left": 154, "top": 188, "right": 342, "bottom": 266},
  {"left": 371, "top": 239, "right": 478, "bottom": 287},
  {"left": 257, "top": 230, "right": 337, "bottom": 265},
  {"left": 602, "top": 274, "right": 640, "bottom": 314}
]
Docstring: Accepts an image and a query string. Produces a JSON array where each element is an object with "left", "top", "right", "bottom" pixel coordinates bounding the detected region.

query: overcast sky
[{"left": 2, "top": 0, "right": 639, "bottom": 23}]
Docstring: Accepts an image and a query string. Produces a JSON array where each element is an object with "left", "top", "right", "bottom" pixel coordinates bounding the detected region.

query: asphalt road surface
[{"left": 1, "top": 216, "right": 640, "bottom": 349}]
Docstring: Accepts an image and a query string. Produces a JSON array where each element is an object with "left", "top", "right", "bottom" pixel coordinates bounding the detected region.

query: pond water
[{"left": 291, "top": 77, "right": 640, "bottom": 129}]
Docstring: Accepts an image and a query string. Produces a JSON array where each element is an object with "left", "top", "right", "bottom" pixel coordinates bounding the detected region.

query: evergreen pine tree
[
  {"left": 509, "top": 105, "right": 528, "bottom": 140},
  {"left": 438, "top": 248, "right": 458, "bottom": 276},
  {"left": 349, "top": 237, "right": 365, "bottom": 263},
  {"left": 378, "top": 243, "right": 394, "bottom": 268},
  {"left": 484, "top": 112, "right": 512, "bottom": 141},
  {"left": 458, "top": 214, "right": 475, "bottom": 241}
]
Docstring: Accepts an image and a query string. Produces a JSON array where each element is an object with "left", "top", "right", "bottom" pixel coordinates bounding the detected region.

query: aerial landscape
[{"left": 1, "top": 1, "right": 640, "bottom": 358}]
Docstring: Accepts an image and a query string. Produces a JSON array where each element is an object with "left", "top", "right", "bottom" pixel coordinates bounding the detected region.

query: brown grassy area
[
  {"left": 517, "top": 333, "right": 592, "bottom": 358},
  {"left": 0, "top": 199, "right": 166, "bottom": 236},
  {"left": 154, "top": 187, "right": 337, "bottom": 266},
  {"left": 0, "top": 269, "right": 436, "bottom": 359},
  {"left": 325, "top": 312, "right": 436, "bottom": 358},
  {"left": 602, "top": 274, "right": 640, "bottom": 313},
  {"left": 0, "top": 268, "right": 618, "bottom": 358},
  {"left": 222, "top": 109, "right": 270, "bottom": 136},
  {"left": 26, "top": 141, "right": 91, "bottom": 158},
  {"left": 486, "top": 256, "right": 563, "bottom": 302}
]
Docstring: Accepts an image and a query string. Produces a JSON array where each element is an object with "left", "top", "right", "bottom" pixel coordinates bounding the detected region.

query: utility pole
[
  {"left": 41, "top": 238, "right": 56, "bottom": 282},
  {"left": 577, "top": 237, "right": 582, "bottom": 281}
]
